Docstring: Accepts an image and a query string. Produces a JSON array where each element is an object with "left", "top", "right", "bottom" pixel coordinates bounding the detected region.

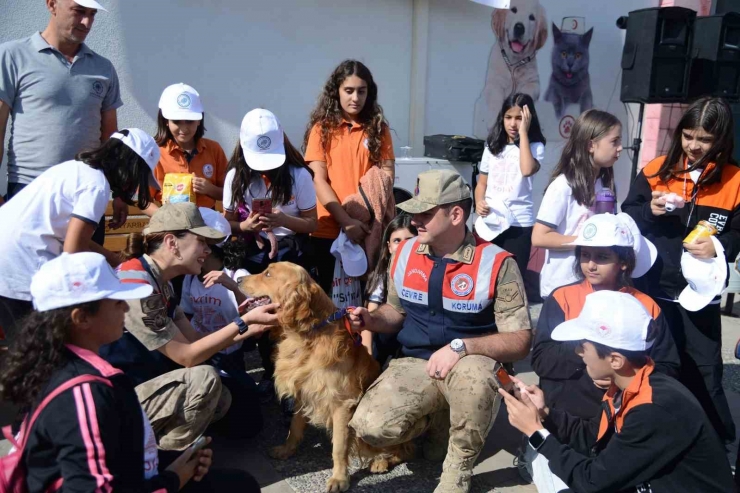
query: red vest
[{"left": 390, "top": 237, "right": 511, "bottom": 359}]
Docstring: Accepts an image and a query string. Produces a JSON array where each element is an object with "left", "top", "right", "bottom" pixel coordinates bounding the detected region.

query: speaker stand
[{"left": 628, "top": 103, "right": 645, "bottom": 179}]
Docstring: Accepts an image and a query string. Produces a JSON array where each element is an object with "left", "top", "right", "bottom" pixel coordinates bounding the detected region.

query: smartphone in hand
[
  {"left": 495, "top": 365, "right": 515, "bottom": 395},
  {"left": 252, "top": 198, "right": 272, "bottom": 215}
]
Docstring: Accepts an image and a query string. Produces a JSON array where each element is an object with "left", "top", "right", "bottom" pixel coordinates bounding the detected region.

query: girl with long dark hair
[
  {"left": 223, "top": 108, "right": 317, "bottom": 273},
  {"left": 0, "top": 128, "right": 158, "bottom": 342},
  {"left": 532, "top": 109, "right": 622, "bottom": 299},
  {"left": 363, "top": 214, "right": 417, "bottom": 360},
  {"left": 303, "top": 60, "right": 395, "bottom": 294},
  {"left": 474, "top": 93, "right": 546, "bottom": 277},
  {"left": 622, "top": 96, "right": 740, "bottom": 447}
]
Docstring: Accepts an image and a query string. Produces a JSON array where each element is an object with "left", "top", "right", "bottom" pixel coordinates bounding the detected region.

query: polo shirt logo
[
  {"left": 92, "top": 80, "right": 104, "bottom": 96},
  {"left": 451, "top": 274, "right": 474, "bottom": 296},
  {"left": 202, "top": 164, "right": 214, "bottom": 178},
  {"left": 177, "top": 93, "right": 191, "bottom": 108},
  {"left": 257, "top": 136, "right": 271, "bottom": 150}
]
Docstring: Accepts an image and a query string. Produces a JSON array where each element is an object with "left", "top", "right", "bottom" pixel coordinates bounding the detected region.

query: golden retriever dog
[
  {"left": 239, "top": 262, "right": 410, "bottom": 492},
  {"left": 473, "top": 0, "right": 548, "bottom": 138}
]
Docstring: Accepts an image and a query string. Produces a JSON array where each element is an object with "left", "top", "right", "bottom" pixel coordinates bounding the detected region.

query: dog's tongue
[
  {"left": 510, "top": 41, "right": 524, "bottom": 53},
  {"left": 566, "top": 72, "right": 573, "bottom": 79}
]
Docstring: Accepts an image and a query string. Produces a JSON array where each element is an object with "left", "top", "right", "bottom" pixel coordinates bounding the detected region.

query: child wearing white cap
[
  {"left": 146, "top": 83, "right": 228, "bottom": 212},
  {"left": 528, "top": 213, "right": 680, "bottom": 492},
  {"left": 223, "top": 108, "right": 317, "bottom": 272},
  {"left": 0, "top": 129, "right": 160, "bottom": 343},
  {"left": 222, "top": 108, "right": 317, "bottom": 400},
  {"left": 0, "top": 252, "right": 253, "bottom": 492},
  {"left": 501, "top": 290, "right": 733, "bottom": 493}
]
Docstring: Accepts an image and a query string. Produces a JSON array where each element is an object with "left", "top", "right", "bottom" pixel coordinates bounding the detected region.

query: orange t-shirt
[
  {"left": 304, "top": 121, "right": 394, "bottom": 239},
  {"left": 152, "top": 138, "right": 228, "bottom": 208}
]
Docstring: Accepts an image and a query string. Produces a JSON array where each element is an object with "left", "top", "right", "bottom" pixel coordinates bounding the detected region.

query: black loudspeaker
[
  {"left": 688, "top": 12, "right": 740, "bottom": 100},
  {"left": 620, "top": 7, "right": 697, "bottom": 104}
]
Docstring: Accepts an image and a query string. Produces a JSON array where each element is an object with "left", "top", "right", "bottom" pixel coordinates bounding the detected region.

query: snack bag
[{"left": 162, "top": 173, "right": 196, "bottom": 204}]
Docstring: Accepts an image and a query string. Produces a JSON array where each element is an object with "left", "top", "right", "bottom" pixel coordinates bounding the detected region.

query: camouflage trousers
[
  {"left": 135, "top": 365, "right": 231, "bottom": 451},
  {"left": 349, "top": 355, "right": 501, "bottom": 474}
]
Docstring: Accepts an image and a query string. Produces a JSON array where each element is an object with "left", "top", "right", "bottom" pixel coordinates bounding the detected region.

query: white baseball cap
[
  {"left": 199, "top": 207, "right": 231, "bottom": 247},
  {"left": 74, "top": 0, "right": 108, "bottom": 12},
  {"left": 679, "top": 237, "right": 727, "bottom": 312},
  {"left": 474, "top": 199, "right": 513, "bottom": 241},
  {"left": 158, "top": 83, "right": 204, "bottom": 121},
  {"left": 567, "top": 213, "right": 657, "bottom": 278},
  {"left": 331, "top": 231, "right": 368, "bottom": 277},
  {"left": 30, "top": 252, "right": 153, "bottom": 312},
  {"left": 552, "top": 291, "right": 655, "bottom": 351},
  {"left": 110, "top": 128, "right": 161, "bottom": 190},
  {"left": 239, "top": 109, "right": 286, "bottom": 171}
]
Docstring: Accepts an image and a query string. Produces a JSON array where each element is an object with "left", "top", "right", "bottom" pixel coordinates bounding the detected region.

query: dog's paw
[
  {"left": 369, "top": 456, "right": 389, "bottom": 474},
  {"left": 268, "top": 444, "right": 296, "bottom": 460},
  {"left": 325, "top": 475, "right": 350, "bottom": 492}
]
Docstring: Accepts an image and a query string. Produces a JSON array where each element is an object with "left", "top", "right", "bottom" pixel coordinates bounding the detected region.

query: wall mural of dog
[
  {"left": 239, "top": 262, "right": 412, "bottom": 492},
  {"left": 544, "top": 22, "right": 594, "bottom": 119},
  {"left": 473, "top": 0, "right": 548, "bottom": 139}
]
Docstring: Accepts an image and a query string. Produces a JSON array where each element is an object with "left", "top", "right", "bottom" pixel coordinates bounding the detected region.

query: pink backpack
[{"left": 0, "top": 374, "right": 111, "bottom": 493}]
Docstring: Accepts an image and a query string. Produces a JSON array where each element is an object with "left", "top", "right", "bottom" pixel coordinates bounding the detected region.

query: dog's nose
[{"left": 513, "top": 22, "right": 525, "bottom": 38}]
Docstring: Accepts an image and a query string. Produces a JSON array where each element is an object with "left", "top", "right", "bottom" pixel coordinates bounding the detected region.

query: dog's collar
[
  {"left": 312, "top": 308, "right": 362, "bottom": 346},
  {"left": 500, "top": 47, "right": 536, "bottom": 70}
]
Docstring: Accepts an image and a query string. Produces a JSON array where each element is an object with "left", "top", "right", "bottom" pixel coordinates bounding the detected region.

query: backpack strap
[{"left": 14, "top": 375, "right": 112, "bottom": 451}]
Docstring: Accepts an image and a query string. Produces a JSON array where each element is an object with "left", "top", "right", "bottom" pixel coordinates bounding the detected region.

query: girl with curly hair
[{"left": 303, "top": 59, "right": 395, "bottom": 293}]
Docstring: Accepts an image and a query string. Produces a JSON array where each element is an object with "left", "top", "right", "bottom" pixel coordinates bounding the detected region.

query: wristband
[{"left": 234, "top": 317, "right": 249, "bottom": 335}]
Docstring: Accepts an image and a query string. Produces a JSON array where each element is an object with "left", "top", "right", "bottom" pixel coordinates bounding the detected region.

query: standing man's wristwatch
[
  {"left": 233, "top": 317, "right": 249, "bottom": 335},
  {"left": 450, "top": 338, "right": 467, "bottom": 358}
]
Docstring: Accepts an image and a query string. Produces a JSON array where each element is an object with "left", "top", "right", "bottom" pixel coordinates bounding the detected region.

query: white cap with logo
[
  {"left": 331, "top": 231, "right": 368, "bottom": 277},
  {"left": 159, "top": 83, "right": 204, "bottom": 121},
  {"left": 679, "top": 236, "right": 727, "bottom": 312},
  {"left": 30, "top": 252, "right": 153, "bottom": 312},
  {"left": 74, "top": 0, "right": 108, "bottom": 12},
  {"left": 239, "top": 109, "right": 286, "bottom": 171},
  {"left": 566, "top": 213, "right": 657, "bottom": 278},
  {"left": 110, "top": 128, "right": 161, "bottom": 190},
  {"left": 551, "top": 290, "right": 655, "bottom": 351},
  {"left": 199, "top": 207, "right": 232, "bottom": 248}
]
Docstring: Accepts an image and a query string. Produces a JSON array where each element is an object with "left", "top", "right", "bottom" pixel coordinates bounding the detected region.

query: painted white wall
[{"left": 0, "top": 0, "right": 413, "bottom": 195}]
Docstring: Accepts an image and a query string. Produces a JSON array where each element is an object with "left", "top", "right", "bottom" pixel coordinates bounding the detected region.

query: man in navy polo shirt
[
  {"left": 349, "top": 169, "right": 532, "bottom": 493},
  {"left": 0, "top": 0, "right": 126, "bottom": 238}
]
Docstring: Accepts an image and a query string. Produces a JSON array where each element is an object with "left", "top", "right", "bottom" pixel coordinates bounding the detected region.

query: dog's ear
[
  {"left": 534, "top": 6, "right": 549, "bottom": 51},
  {"left": 491, "top": 10, "right": 507, "bottom": 40},
  {"left": 278, "top": 278, "right": 333, "bottom": 333}
]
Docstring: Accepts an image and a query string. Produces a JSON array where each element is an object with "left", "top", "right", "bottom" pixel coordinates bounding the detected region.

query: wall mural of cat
[{"left": 544, "top": 23, "right": 594, "bottom": 119}]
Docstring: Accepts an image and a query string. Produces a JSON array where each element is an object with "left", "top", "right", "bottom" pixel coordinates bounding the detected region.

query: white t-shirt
[
  {"left": 367, "top": 281, "right": 386, "bottom": 304},
  {"left": 536, "top": 174, "right": 604, "bottom": 298},
  {"left": 180, "top": 268, "right": 249, "bottom": 354},
  {"left": 222, "top": 166, "right": 317, "bottom": 238},
  {"left": 0, "top": 160, "right": 110, "bottom": 300},
  {"left": 479, "top": 142, "right": 545, "bottom": 227}
]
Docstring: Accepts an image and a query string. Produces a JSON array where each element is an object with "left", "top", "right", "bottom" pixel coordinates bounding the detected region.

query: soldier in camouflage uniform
[
  {"left": 349, "top": 170, "right": 532, "bottom": 493},
  {"left": 101, "top": 202, "right": 279, "bottom": 450}
]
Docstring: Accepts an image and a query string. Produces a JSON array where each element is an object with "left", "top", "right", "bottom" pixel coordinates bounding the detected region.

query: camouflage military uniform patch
[
  {"left": 141, "top": 294, "right": 169, "bottom": 332},
  {"left": 496, "top": 281, "right": 523, "bottom": 309}
]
